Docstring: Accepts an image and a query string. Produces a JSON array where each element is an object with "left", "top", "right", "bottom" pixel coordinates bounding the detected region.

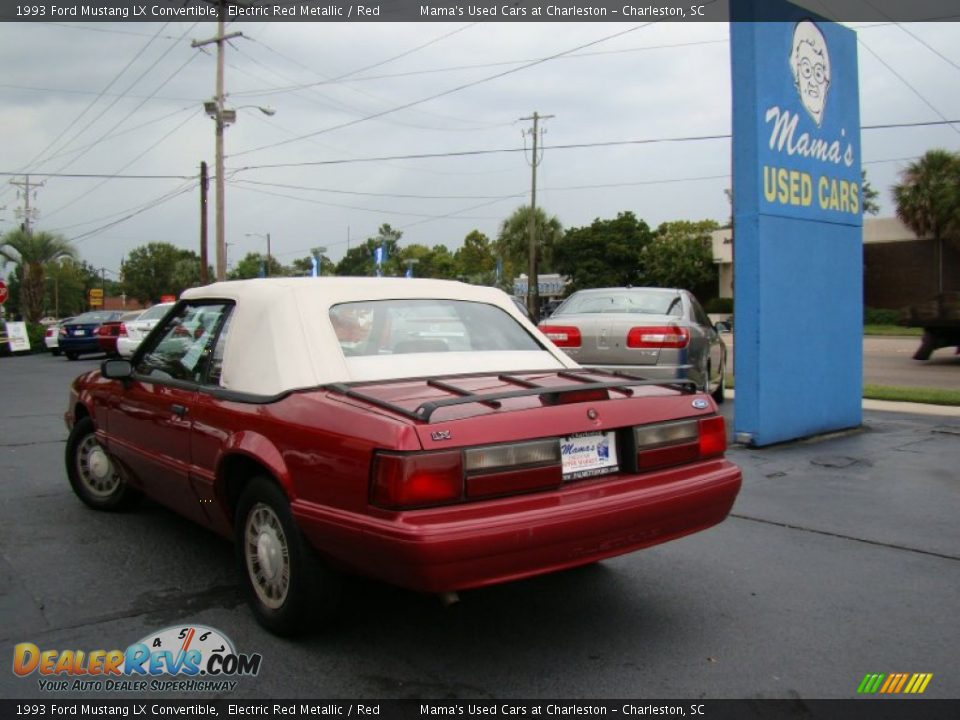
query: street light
[
  {"left": 244, "top": 232, "right": 272, "bottom": 276},
  {"left": 201, "top": 98, "right": 276, "bottom": 281}
]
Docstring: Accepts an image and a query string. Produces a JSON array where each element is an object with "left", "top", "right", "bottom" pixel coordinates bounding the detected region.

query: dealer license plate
[{"left": 560, "top": 431, "right": 619, "bottom": 481}]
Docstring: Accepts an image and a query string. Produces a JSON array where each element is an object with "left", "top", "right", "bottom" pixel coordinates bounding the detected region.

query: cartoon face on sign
[{"left": 790, "top": 20, "right": 831, "bottom": 127}]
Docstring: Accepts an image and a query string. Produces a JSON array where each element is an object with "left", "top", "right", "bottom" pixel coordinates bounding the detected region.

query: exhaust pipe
[{"left": 438, "top": 591, "right": 460, "bottom": 607}]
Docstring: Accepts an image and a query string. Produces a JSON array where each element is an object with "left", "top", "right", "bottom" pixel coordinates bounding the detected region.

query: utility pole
[
  {"left": 266, "top": 232, "right": 272, "bottom": 276},
  {"left": 9, "top": 175, "right": 44, "bottom": 234},
  {"left": 193, "top": 2, "right": 242, "bottom": 282},
  {"left": 519, "top": 111, "right": 553, "bottom": 323},
  {"left": 199, "top": 161, "right": 209, "bottom": 285}
]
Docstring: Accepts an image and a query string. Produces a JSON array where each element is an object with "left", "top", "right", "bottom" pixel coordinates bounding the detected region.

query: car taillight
[
  {"left": 119, "top": 323, "right": 128, "bottom": 337},
  {"left": 372, "top": 451, "right": 462, "bottom": 509},
  {"left": 371, "top": 439, "right": 564, "bottom": 509},
  {"left": 626, "top": 326, "right": 690, "bottom": 349},
  {"left": 698, "top": 415, "right": 727, "bottom": 459},
  {"left": 539, "top": 325, "right": 582, "bottom": 348},
  {"left": 59, "top": 327, "right": 68, "bottom": 337},
  {"left": 634, "top": 415, "right": 726, "bottom": 470},
  {"left": 45, "top": 327, "right": 54, "bottom": 338}
]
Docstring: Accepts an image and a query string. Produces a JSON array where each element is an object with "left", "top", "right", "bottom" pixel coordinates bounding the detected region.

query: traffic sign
[
  {"left": 0, "top": 280, "right": 8, "bottom": 305},
  {"left": 88, "top": 288, "right": 104, "bottom": 307}
]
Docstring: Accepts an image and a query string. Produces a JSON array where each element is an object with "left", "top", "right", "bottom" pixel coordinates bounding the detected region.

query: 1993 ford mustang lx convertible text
[{"left": 65, "top": 278, "right": 742, "bottom": 635}]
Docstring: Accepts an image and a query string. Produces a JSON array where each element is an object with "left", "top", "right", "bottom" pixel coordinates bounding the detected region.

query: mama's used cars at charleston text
[{"left": 64, "top": 278, "right": 741, "bottom": 635}]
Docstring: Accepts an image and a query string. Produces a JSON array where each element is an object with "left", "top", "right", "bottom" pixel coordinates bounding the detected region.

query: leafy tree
[
  {"left": 861, "top": 169, "right": 880, "bottom": 216},
  {"left": 228, "top": 252, "right": 286, "bottom": 280},
  {"left": 454, "top": 230, "right": 496, "bottom": 283},
  {"left": 121, "top": 242, "right": 204, "bottom": 304},
  {"left": 495, "top": 206, "right": 563, "bottom": 281},
  {"left": 335, "top": 224, "right": 403, "bottom": 277},
  {"left": 892, "top": 149, "right": 960, "bottom": 293},
  {"left": 642, "top": 220, "right": 719, "bottom": 298},
  {"left": 553, "top": 212, "right": 654, "bottom": 294},
  {"left": 0, "top": 229, "right": 78, "bottom": 323},
  {"left": 43, "top": 259, "right": 102, "bottom": 317}
]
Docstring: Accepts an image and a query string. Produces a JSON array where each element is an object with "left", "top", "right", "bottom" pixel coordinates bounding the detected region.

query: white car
[
  {"left": 116, "top": 302, "right": 175, "bottom": 358},
  {"left": 44, "top": 317, "right": 75, "bottom": 356}
]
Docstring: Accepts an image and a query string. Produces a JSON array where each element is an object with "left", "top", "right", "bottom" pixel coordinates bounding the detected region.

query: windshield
[
  {"left": 554, "top": 291, "right": 683, "bottom": 316},
  {"left": 329, "top": 299, "right": 542, "bottom": 356},
  {"left": 73, "top": 312, "right": 118, "bottom": 323}
]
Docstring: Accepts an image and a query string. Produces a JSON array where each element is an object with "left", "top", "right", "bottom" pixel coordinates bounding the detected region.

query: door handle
[{"left": 171, "top": 404, "right": 188, "bottom": 417}]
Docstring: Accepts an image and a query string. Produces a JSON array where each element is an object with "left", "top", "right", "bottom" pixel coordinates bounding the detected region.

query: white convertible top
[{"left": 181, "top": 277, "right": 576, "bottom": 396}]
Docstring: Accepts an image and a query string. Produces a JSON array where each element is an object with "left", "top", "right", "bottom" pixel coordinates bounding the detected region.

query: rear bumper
[
  {"left": 581, "top": 363, "right": 693, "bottom": 383},
  {"left": 292, "top": 460, "right": 741, "bottom": 593},
  {"left": 59, "top": 338, "right": 101, "bottom": 355},
  {"left": 116, "top": 337, "right": 138, "bottom": 357}
]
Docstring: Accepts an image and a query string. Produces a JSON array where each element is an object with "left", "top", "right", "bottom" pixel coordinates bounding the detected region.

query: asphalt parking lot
[{"left": 1, "top": 354, "right": 958, "bottom": 700}]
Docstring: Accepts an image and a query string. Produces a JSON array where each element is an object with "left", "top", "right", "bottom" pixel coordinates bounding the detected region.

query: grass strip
[
  {"left": 725, "top": 376, "right": 959, "bottom": 406},
  {"left": 864, "top": 325, "right": 923, "bottom": 337}
]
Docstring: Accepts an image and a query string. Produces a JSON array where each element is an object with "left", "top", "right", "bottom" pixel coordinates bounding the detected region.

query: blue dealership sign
[{"left": 731, "top": 0, "right": 862, "bottom": 446}]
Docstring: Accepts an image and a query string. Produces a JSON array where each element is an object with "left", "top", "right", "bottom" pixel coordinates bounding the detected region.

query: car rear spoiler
[{"left": 325, "top": 369, "right": 697, "bottom": 422}]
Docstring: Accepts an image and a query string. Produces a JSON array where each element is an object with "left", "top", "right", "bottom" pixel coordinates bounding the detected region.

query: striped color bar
[{"left": 857, "top": 673, "right": 933, "bottom": 694}]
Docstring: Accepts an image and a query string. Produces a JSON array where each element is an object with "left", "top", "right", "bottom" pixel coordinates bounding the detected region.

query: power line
[
  {"left": 230, "top": 23, "right": 655, "bottom": 158},
  {"left": 858, "top": 36, "right": 960, "bottom": 134},
  {"left": 231, "top": 119, "right": 959, "bottom": 173}
]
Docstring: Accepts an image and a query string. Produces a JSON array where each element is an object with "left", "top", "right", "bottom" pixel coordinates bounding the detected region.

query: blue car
[{"left": 59, "top": 311, "right": 124, "bottom": 360}]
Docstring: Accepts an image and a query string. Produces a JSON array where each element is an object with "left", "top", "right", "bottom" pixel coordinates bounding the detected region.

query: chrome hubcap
[
  {"left": 76, "top": 434, "right": 120, "bottom": 498},
  {"left": 245, "top": 503, "right": 290, "bottom": 609}
]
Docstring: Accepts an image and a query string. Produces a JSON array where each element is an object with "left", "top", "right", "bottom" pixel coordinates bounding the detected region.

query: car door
[{"left": 105, "top": 301, "right": 231, "bottom": 525}]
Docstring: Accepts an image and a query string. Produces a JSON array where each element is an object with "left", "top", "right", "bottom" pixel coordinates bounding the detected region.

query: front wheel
[
  {"left": 65, "top": 417, "right": 139, "bottom": 511},
  {"left": 235, "top": 478, "right": 340, "bottom": 636}
]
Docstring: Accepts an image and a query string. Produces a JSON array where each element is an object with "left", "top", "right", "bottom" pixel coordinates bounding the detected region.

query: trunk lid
[{"left": 325, "top": 369, "right": 707, "bottom": 451}]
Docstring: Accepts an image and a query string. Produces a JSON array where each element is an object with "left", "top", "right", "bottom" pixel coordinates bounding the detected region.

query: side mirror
[{"left": 101, "top": 359, "right": 133, "bottom": 380}]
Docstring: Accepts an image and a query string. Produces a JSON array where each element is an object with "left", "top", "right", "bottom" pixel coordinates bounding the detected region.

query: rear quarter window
[{"left": 329, "top": 300, "right": 541, "bottom": 356}]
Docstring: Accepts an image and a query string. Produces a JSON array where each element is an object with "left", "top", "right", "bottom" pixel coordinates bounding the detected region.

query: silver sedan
[{"left": 539, "top": 287, "right": 726, "bottom": 403}]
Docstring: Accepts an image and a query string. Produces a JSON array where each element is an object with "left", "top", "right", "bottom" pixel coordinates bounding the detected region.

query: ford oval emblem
[{"left": 692, "top": 399, "right": 710, "bottom": 410}]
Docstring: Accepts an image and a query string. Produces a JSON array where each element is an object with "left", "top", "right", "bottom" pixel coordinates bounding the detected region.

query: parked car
[
  {"left": 65, "top": 278, "right": 741, "bottom": 635},
  {"left": 59, "top": 311, "right": 124, "bottom": 360},
  {"left": 44, "top": 317, "right": 76, "bottom": 356},
  {"left": 95, "top": 310, "right": 144, "bottom": 357},
  {"left": 116, "top": 302, "right": 175, "bottom": 358},
  {"left": 539, "top": 287, "right": 727, "bottom": 403}
]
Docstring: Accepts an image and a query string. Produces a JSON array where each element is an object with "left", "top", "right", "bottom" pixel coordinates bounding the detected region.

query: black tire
[
  {"left": 712, "top": 371, "right": 726, "bottom": 404},
  {"left": 65, "top": 417, "right": 139, "bottom": 511},
  {"left": 235, "top": 477, "right": 340, "bottom": 636},
  {"left": 51, "top": 349, "right": 61, "bottom": 357},
  {"left": 65, "top": 351, "right": 78, "bottom": 361}
]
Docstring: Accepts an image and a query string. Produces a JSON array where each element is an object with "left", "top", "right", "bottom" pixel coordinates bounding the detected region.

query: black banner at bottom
[{"left": 2, "top": 700, "right": 959, "bottom": 720}]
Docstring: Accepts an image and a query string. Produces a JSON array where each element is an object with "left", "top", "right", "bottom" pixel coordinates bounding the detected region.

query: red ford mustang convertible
[{"left": 65, "top": 278, "right": 741, "bottom": 635}]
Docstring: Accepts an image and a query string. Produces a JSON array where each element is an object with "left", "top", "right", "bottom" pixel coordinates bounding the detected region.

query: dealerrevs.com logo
[{"left": 13, "top": 625, "right": 262, "bottom": 693}]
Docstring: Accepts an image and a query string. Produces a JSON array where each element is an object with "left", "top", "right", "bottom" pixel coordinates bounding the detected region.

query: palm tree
[
  {"left": 0, "top": 229, "right": 78, "bottom": 323},
  {"left": 892, "top": 149, "right": 960, "bottom": 294}
]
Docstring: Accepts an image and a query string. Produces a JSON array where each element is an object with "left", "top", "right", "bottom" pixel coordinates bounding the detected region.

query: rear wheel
[
  {"left": 235, "top": 477, "right": 340, "bottom": 636},
  {"left": 65, "top": 351, "right": 78, "bottom": 361},
  {"left": 65, "top": 417, "right": 139, "bottom": 510}
]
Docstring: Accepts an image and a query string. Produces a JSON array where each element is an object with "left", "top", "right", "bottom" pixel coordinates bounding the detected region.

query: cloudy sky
[{"left": 0, "top": 10, "right": 958, "bottom": 279}]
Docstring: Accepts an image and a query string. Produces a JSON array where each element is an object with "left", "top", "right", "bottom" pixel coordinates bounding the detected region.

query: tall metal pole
[
  {"left": 266, "top": 232, "right": 272, "bottom": 276},
  {"left": 214, "top": 10, "right": 226, "bottom": 281}
]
